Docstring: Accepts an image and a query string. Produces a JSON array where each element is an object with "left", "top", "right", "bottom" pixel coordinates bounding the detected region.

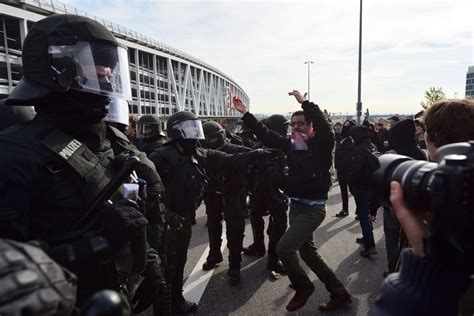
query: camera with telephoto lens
[{"left": 371, "top": 141, "right": 474, "bottom": 274}]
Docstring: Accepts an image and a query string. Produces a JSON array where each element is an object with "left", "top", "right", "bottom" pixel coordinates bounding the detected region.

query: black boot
[
  {"left": 172, "top": 295, "right": 197, "bottom": 314},
  {"left": 335, "top": 209, "right": 349, "bottom": 217},
  {"left": 202, "top": 253, "right": 223, "bottom": 271},
  {"left": 227, "top": 268, "right": 241, "bottom": 285},
  {"left": 242, "top": 243, "right": 266, "bottom": 256},
  {"left": 267, "top": 258, "right": 286, "bottom": 275}
]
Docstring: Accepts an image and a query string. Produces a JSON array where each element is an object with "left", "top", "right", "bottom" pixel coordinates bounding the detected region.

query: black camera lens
[{"left": 371, "top": 154, "right": 437, "bottom": 212}]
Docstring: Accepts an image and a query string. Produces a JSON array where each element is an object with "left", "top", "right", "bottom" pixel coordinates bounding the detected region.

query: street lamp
[
  {"left": 356, "top": 0, "right": 363, "bottom": 124},
  {"left": 304, "top": 60, "right": 314, "bottom": 101}
]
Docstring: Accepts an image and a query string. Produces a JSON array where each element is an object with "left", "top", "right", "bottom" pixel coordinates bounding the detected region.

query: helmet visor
[
  {"left": 103, "top": 98, "right": 129, "bottom": 126},
  {"left": 233, "top": 124, "right": 243, "bottom": 134},
  {"left": 48, "top": 42, "right": 131, "bottom": 100},
  {"left": 136, "top": 123, "right": 159, "bottom": 139},
  {"left": 171, "top": 119, "right": 205, "bottom": 140}
]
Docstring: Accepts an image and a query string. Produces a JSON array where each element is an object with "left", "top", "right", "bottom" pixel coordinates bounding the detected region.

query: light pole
[
  {"left": 304, "top": 61, "right": 314, "bottom": 101},
  {"left": 356, "top": 0, "right": 363, "bottom": 125},
  {"left": 454, "top": 92, "right": 458, "bottom": 99}
]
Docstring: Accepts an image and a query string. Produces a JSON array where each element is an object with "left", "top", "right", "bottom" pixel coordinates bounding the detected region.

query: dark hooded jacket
[
  {"left": 347, "top": 126, "right": 378, "bottom": 190},
  {"left": 334, "top": 120, "right": 356, "bottom": 170},
  {"left": 387, "top": 119, "right": 427, "bottom": 161}
]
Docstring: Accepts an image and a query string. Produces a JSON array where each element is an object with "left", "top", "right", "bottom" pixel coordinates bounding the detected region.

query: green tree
[{"left": 420, "top": 87, "right": 446, "bottom": 110}]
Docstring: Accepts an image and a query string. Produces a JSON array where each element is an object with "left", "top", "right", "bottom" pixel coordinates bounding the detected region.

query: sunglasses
[{"left": 290, "top": 121, "right": 307, "bottom": 127}]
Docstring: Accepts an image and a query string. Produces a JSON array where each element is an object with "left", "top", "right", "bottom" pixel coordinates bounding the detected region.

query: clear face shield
[
  {"left": 171, "top": 119, "right": 205, "bottom": 140},
  {"left": 136, "top": 123, "right": 160, "bottom": 139},
  {"left": 103, "top": 98, "right": 129, "bottom": 126},
  {"left": 48, "top": 41, "right": 132, "bottom": 100},
  {"left": 233, "top": 124, "right": 243, "bottom": 134}
]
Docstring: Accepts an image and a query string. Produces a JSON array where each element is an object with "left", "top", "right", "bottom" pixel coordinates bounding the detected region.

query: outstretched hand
[
  {"left": 232, "top": 96, "right": 247, "bottom": 114},
  {"left": 288, "top": 90, "right": 307, "bottom": 104},
  {"left": 323, "top": 109, "right": 331, "bottom": 119},
  {"left": 390, "top": 181, "right": 429, "bottom": 257},
  {"left": 364, "top": 108, "right": 370, "bottom": 120}
]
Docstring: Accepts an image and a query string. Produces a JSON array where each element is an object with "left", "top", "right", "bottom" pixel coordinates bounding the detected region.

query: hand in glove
[
  {"left": 165, "top": 212, "right": 186, "bottom": 232},
  {"left": 102, "top": 199, "right": 149, "bottom": 252},
  {"left": 251, "top": 148, "right": 286, "bottom": 163}
]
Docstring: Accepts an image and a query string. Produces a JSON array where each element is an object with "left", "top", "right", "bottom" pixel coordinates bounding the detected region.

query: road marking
[{"left": 183, "top": 222, "right": 227, "bottom": 304}]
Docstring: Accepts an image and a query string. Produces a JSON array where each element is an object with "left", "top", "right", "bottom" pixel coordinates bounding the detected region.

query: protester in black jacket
[
  {"left": 233, "top": 91, "right": 351, "bottom": 312},
  {"left": 334, "top": 120, "right": 355, "bottom": 217},
  {"left": 347, "top": 126, "right": 378, "bottom": 257}
]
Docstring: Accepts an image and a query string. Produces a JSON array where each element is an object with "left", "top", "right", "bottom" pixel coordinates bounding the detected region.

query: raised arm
[{"left": 232, "top": 95, "right": 290, "bottom": 151}]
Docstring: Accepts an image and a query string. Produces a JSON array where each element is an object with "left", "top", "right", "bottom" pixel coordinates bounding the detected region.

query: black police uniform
[
  {"left": 0, "top": 115, "right": 148, "bottom": 304},
  {"left": 0, "top": 14, "right": 169, "bottom": 314},
  {"left": 244, "top": 115, "right": 289, "bottom": 270},
  {"left": 148, "top": 112, "right": 273, "bottom": 313},
  {"left": 149, "top": 145, "right": 263, "bottom": 300},
  {"left": 141, "top": 137, "right": 166, "bottom": 156},
  {"left": 202, "top": 141, "right": 250, "bottom": 272}
]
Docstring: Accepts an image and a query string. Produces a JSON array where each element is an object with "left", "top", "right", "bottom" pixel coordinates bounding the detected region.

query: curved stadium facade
[{"left": 0, "top": 0, "right": 248, "bottom": 124}]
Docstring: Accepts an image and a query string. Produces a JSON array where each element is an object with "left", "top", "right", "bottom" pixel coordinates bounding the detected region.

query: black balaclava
[
  {"left": 341, "top": 120, "right": 356, "bottom": 138},
  {"left": 177, "top": 139, "right": 199, "bottom": 157},
  {"left": 203, "top": 132, "right": 226, "bottom": 150},
  {"left": 35, "top": 90, "right": 110, "bottom": 151}
]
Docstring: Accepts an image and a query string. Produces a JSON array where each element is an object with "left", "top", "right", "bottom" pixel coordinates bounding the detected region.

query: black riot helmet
[
  {"left": 267, "top": 114, "right": 289, "bottom": 136},
  {"left": 136, "top": 114, "right": 165, "bottom": 139},
  {"left": 202, "top": 121, "right": 226, "bottom": 149},
  {"left": 166, "top": 111, "right": 204, "bottom": 141},
  {"left": 4, "top": 14, "right": 131, "bottom": 106}
]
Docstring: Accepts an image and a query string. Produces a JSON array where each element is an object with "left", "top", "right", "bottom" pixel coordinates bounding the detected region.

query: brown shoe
[
  {"left": 286, "top": 287, "right": 315, "bottom": 311},
  {"left": 319, "top": 293, "right": 352, "bottom": 311}
]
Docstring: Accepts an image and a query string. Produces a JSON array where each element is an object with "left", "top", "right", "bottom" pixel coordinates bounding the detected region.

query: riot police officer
[
  {"left": 148, "top": 111, "right": 275, "bottom": 313},
  {"left": 200, "top": 121, "right": 250, "bottom": 284},
  {"left": 233, "top": 119, "right": 257, "bottom": 148},
  {"left": 244, "top": 114, "right": 289, "bottom": 273},
  {"left": 136, "top": 114, "right": 166, "bottom": 155},
  {"left": 0, "top": 15, "right": 162, "bottom": 313}
]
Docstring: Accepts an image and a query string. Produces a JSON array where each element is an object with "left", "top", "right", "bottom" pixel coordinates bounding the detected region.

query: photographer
[
  {"left": 371, "top": 181, "right": 470, "bottom": 316},
  {"left": 371, "top": 99, "right": 474, "bottom": 315}
]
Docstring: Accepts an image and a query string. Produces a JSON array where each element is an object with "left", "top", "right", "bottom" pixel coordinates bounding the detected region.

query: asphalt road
[{"left": 146, "top": 183, "right": 388, "bottom": 315}]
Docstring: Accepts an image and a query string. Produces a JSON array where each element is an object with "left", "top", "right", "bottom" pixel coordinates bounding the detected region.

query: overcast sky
[{"left": 62, "top": 0, "right": 473, "bottom": 115}]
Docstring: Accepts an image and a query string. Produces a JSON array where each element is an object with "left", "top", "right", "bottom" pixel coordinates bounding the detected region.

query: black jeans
[
  {"left": 337, "top": 168, "right": 349, "bottom": 212},
  {"left": 249, "top": 189, "right": 288, "bottom": 258}
]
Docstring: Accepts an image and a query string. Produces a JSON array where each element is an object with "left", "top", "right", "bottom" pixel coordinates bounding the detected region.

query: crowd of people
[{"left": 0, "top": 13, "right": 473, "bottom": 316}]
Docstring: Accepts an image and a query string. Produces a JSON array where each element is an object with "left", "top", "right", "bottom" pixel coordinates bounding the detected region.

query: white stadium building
[{"left": 0, "top": 0, "right": 248, "bottom": 125}]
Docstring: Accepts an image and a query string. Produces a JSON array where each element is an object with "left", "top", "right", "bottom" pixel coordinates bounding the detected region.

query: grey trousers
[{"left": 276, "top": 200, "right": 348, "bottom": 297}]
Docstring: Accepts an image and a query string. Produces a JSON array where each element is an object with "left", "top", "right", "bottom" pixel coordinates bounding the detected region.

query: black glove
[
  {"left": 102, "top": 199, "right": 149, "bottom": 252},
  {"left": 250, "top": 148, "right": 284, "bottom": 163},
  {"left": 165, "top": 212, "right": 186, "bottom": 232},
  {"left": 0, "top": 239, "right": 77, "bottom": 316}
]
